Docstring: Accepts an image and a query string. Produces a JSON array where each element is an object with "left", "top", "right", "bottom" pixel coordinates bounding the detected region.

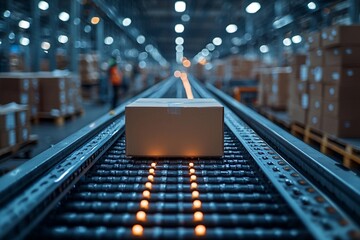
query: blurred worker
[{"left": 108, "top": 56, "right": 122, "bottom": 109}]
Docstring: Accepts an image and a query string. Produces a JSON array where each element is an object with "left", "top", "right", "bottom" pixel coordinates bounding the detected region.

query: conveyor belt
[{"left": 0, "top": 77, "right": 359, "bottom": 240}]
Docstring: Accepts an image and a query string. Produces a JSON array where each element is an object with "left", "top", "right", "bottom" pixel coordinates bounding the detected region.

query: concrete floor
[{"left": 0, "top": 100, "right": 112, "bottom": 174}]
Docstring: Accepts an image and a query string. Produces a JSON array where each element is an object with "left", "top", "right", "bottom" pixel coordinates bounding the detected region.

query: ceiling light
[
  {"left": 176, "top": 45, "right": 184, "bottom": 52},
  {"left": 292, "top": 35, "right": 302, "bottom": 44},
  {"left": 20, "top": 37, "right": 30, "bottom": 46},
  {"left": 175, "top": 1, "right": 186, "bottom": 12},
  {"left": 58, "top": 35, "right": 68, "bottom": 44},
  {"left": 8, "top": 32, "right": 15, "bottom": 40},
  {"left": 139, "top": 52, "right": 148, "bottom": 60},
  {"left": 175, "top": 37, "right": 184, "bottom": 45},
  {"left": 283, "top": 38, "right": 292, "bottom": 46},
  {"left": 307, "top": 2, "right": 316, "bottom": 10},
  {"left": 123, "top": 18, "right": 131, "bottom": 26},
  {"left": 212, "top": 37, "right": 222, "bottom": 46},
  {"left": 91, "top": 17, "right": 100, "bottom": 25},
  {"left": 226, "top": 24, "right": 238, "bottom": 33},
  {"left": 84, "top": 25, "right": 91, "bottom": 33},
  {"left": 41, "top": 41, "right": 51, "bottom": 50},
  {"left": 175, "top": 24, "right": 185, "bottom": 33},
  {"left": 206, "top": 43, "right": 215, "bottom": 51},
  {"left": 181, "top": 14, "right": 190, "bottom": 22},
  {"left": 202, "top": 49, "right": 209, "bottom": 56},
  {"left": 3, "top": 10, "right": 11, "bottom": 18},
  {"left": 259, "top": 45, "right": 269, "bottom": 53},
  {"left": 246, "top": 2, "right": 261, "bottom": 14},
  {"left": 59, "top": 12, "right": 70, "bottom": 21},
  {"left": 139, "top": 61, "right": 147, "bottom": 69},
  {"left": 273, "top": 15, "right": 294, "bottom": 29},
  {"left": 18, "top": 20, "right": 30, "bottom": 29},
  {"left": 104, "top": 36, "right": 113, "bottom": 45},
  {"left": 145, "top": 44, "right": 154, "bottom": 52},
  {"left": 38, "top": 1, "right": 49, "bottom": 10},
  {"left": 137, "top": 35, "right": 145, "bottom": 44}
]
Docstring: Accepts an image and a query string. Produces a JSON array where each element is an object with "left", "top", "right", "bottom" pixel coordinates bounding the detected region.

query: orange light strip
[
  {"left": 189, "top": 162, "right": 206, "bottom": 237},
  {"left": 132, "top": 162, "right": 157, "bottom": 237}
]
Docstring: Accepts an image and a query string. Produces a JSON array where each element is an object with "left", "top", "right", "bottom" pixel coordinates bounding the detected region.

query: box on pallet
[
  {"left": 322, "top": 117, "right": 360, "bottom": 137},
  {"left": 289, "top": 103, "right": 308, "bottom": 125},
  {"left": 306, "top": 31, "right": 322, "bottom": 50},
  {"left": 321, "top": 25, "right": 360, "bottom": 48},
  {"left": 126, "top": 98, "right": 224, "bottom": 157},
  {"left": 268, "top": 67, "right": 291, "bottom": 110},
  {"left": 257, "top": 68, "right": 272, "bottom": 107},
  {"left": 324, "top": 47, "right": 360, "bottom": 66},
  {"left": 323, "top": 66, "right": 360, "bottom": 84},
  {"left": 307, "top": 97, "right": 322, "bottom": 131}
]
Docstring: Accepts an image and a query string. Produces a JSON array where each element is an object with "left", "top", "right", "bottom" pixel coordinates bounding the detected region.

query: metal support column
[
  {"left": 49, "top": 0, "right": 58, "bottom": 71},
  {"left": 69, "top": 0, "right": 80, "bottom": 73},
  {"left": 31, "top": 0, "right": 41, "bottom": 72},
  {"left": 97, "top": 18, "right": 108, "bottom": 103},
  {"left": 349, "top": 0, "right": 360, "bottom": 23}
]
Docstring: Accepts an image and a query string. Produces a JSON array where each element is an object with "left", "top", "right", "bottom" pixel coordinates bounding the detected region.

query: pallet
[
  {"left": 291, "top": 122, "right": 360, "bottom": 169},
  {"left": 0, "top": 135, "right": 38, "bottom": 162},
  {"left": 37, "top": 109, "right": 84, "bottom": 126}
]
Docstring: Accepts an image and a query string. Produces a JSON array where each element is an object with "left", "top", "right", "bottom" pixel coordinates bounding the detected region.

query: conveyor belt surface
[{"left": 30, "top": 130, "right": 311, "bottom": 239}]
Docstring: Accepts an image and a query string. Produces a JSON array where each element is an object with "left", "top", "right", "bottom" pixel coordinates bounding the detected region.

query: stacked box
[
  {"left": 224, "top": 56, "right": 260, "bottom": 81},
  {"left": 268, "top": 67, "right": 291, "bottom": 110},
  {"left": 321, "top": 25, "right": 360, "bottom": 137},
  {"left": 0, "top": 75, "right": 39, "bottom": 119},
  {"left": 288, "top": 55, "right": 308, "bottom": 124},
  {"left": 79, "top": 54, "right": 99, "bottom": 85},
  {"left": 0, "top": 103, "right": 30, "bottom": 149},
  {"left": 257, "top": 68, "right": 272, "bottom": 107}
]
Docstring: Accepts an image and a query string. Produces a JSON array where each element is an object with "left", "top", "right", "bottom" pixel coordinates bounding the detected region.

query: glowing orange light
[
  {"left": 194, "top": 211, "right": 204, "bottom": 221},
  {"left": 132, "top": 224, "right": 144, "bottom": 236},
  {"left": 191, "top": 182, "right": 198, "bottom": 190},
  {"left": 148, "top": 175, "right": 154, "bottom": 182},
  {"left": 189, "top": 163, "right": 194, "bottom": 168},
  {"left": 190, "top": 175, "right": 197, "bottom": 182},
  {"left": 140, "top": 200, "right": 149, "bottom": 210},
  {"left": 149, "top": 168, "right": 155, "bottom": 174},
  {"left": 145, "top": 182, "right": 152, "bottom": 190},
  {"left": 136, "top": 211, "right": 147, "bottom": 221},
  {"left": 174, "top": 70, "right": 181, "bottom": 78},
  {"left": 180, "top": 72, "right": 187, "bottom": 79},
  {"left": 195, "top": 225, "right": 206, "bottom": 236},
  {"left": 143, "top": 190, "right": 151, "bottom": 199},
  {"left": 183, "top": 59, "right": 191, "bottom": 68},
  {"left": 151, "top": 162, "right": 156, "bottom": 168},
  {"left": 193, "top": 200, "right": 202, "bottom": 209},
  {"left": 91, "top": 17, "right": 100, "bottom": 25},
  {"left": 192, "top": 190, "right": 200, "bottom": 199},
  {"left": 189, "top": 168, "right": 195, "bottom": 174}
]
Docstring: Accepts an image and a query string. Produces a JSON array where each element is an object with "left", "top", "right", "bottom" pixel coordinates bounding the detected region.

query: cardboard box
[
  {"left": 322, "top": 117, "right": 360, "bottom": 137},
  {"left": 308, "top": 66, "right": 323, "bottom": 83},
  {"left": 257, "top": 69, "right": 272, "bottom": 106},
  {"left": 322, "top": 25, "right": 360, "bottom": 48},
  {"left": 268, "top": 68, "right": 291, "bottom": 109},
  {"left": 306, "top": 31, "right": 322, "bottom": 50},
  {"left": 125, "top": 98, "right": 224, "bottom": 157},
  {"left": 308, "top": 49, "right": 324, "bottom": 66},
  {"left": 0, "top": 129, "right": 16, "bottom": 148},
  {"left": 39, "top": 77, "right": 68, "bottom": 116},
  {"left": 323, "top": 100, "right": 360, "bottom": 119},
  {"left": 324, "top": 47, "right": 360, "bottom": 66},
  {"left": 323, "top": 84, "right": 360, "bottom": 102},
  {"left": 290, "top": 55, "right": 307, "bottom": 79},
  {"left": 289, "top": 103, "right": 307, "bottom": 125},
  {"left": 289, "top": 81, "right": 308, "bottom": 105},
  {"left": 307, "top": 110, "right": 322, "bottom": 131},
  {"left": 323, "top": 66, "right": 360, "bottom": 84},
  {"left": 309, "top": 83, "right": 323, "bottom": 99}
]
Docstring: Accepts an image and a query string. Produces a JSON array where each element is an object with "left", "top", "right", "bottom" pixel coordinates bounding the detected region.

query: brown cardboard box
[
  {"left": 0, "top": 129, "right": 17, "bottom": 148},
  {"left": 321, "top": 25, "right": 360, "bottom": 48},
  {"left": 306, "top": 31, "right": 322, "bottom": 50},
  {"left": 323, "top": 66, "right": 360, "bottom": 84},
  {"left": 308, "top": 49, "right": 324, "bottom": 66},
  {"left": 290, "top": 55, "right": 307, "bottom": 79},
  {"left": 38, "top": 77, "right": 68, "bottom": 116},
  {"left": 257, "top": 69, "right": 272, "bottom": 107},
  {"left": 16, "top": 124, "right": 30, "bottom": 144},
  {"left": 323, "top": 84, "right": 360, "bottom": 102},
  {"left": 323, "top": 100, "right": 360, "bottom": 119},
  {"left": 308, "top": 83, "right": 323, "bottom": 99},
  {"left": 307, "top": 110, "right": 322, "bottom": 131},
  {"left": 322, "top": 117, "right": 360, "bottom": 137},
  {"left": 324, "top": 47, "right": 360, "bottom": 66},
  {"left": 125, "top": 98, "right": 224, "bottom": 157},
  {"left": 268, "top": 67, "right": 291, "bottom": 109},
  {"left": 289, "top": 103, "right": 308, "bottom": 125},
  {"left": 308, "top": 66, "right": 323, "bottom": 83},
  {"left": 289, "top": 81, "right": 308, "bottom": 105}
]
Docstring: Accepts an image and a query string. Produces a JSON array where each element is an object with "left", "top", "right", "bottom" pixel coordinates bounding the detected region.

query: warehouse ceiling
[{"left": 0, "top": 0, "right": 351, "bottom": 65}]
